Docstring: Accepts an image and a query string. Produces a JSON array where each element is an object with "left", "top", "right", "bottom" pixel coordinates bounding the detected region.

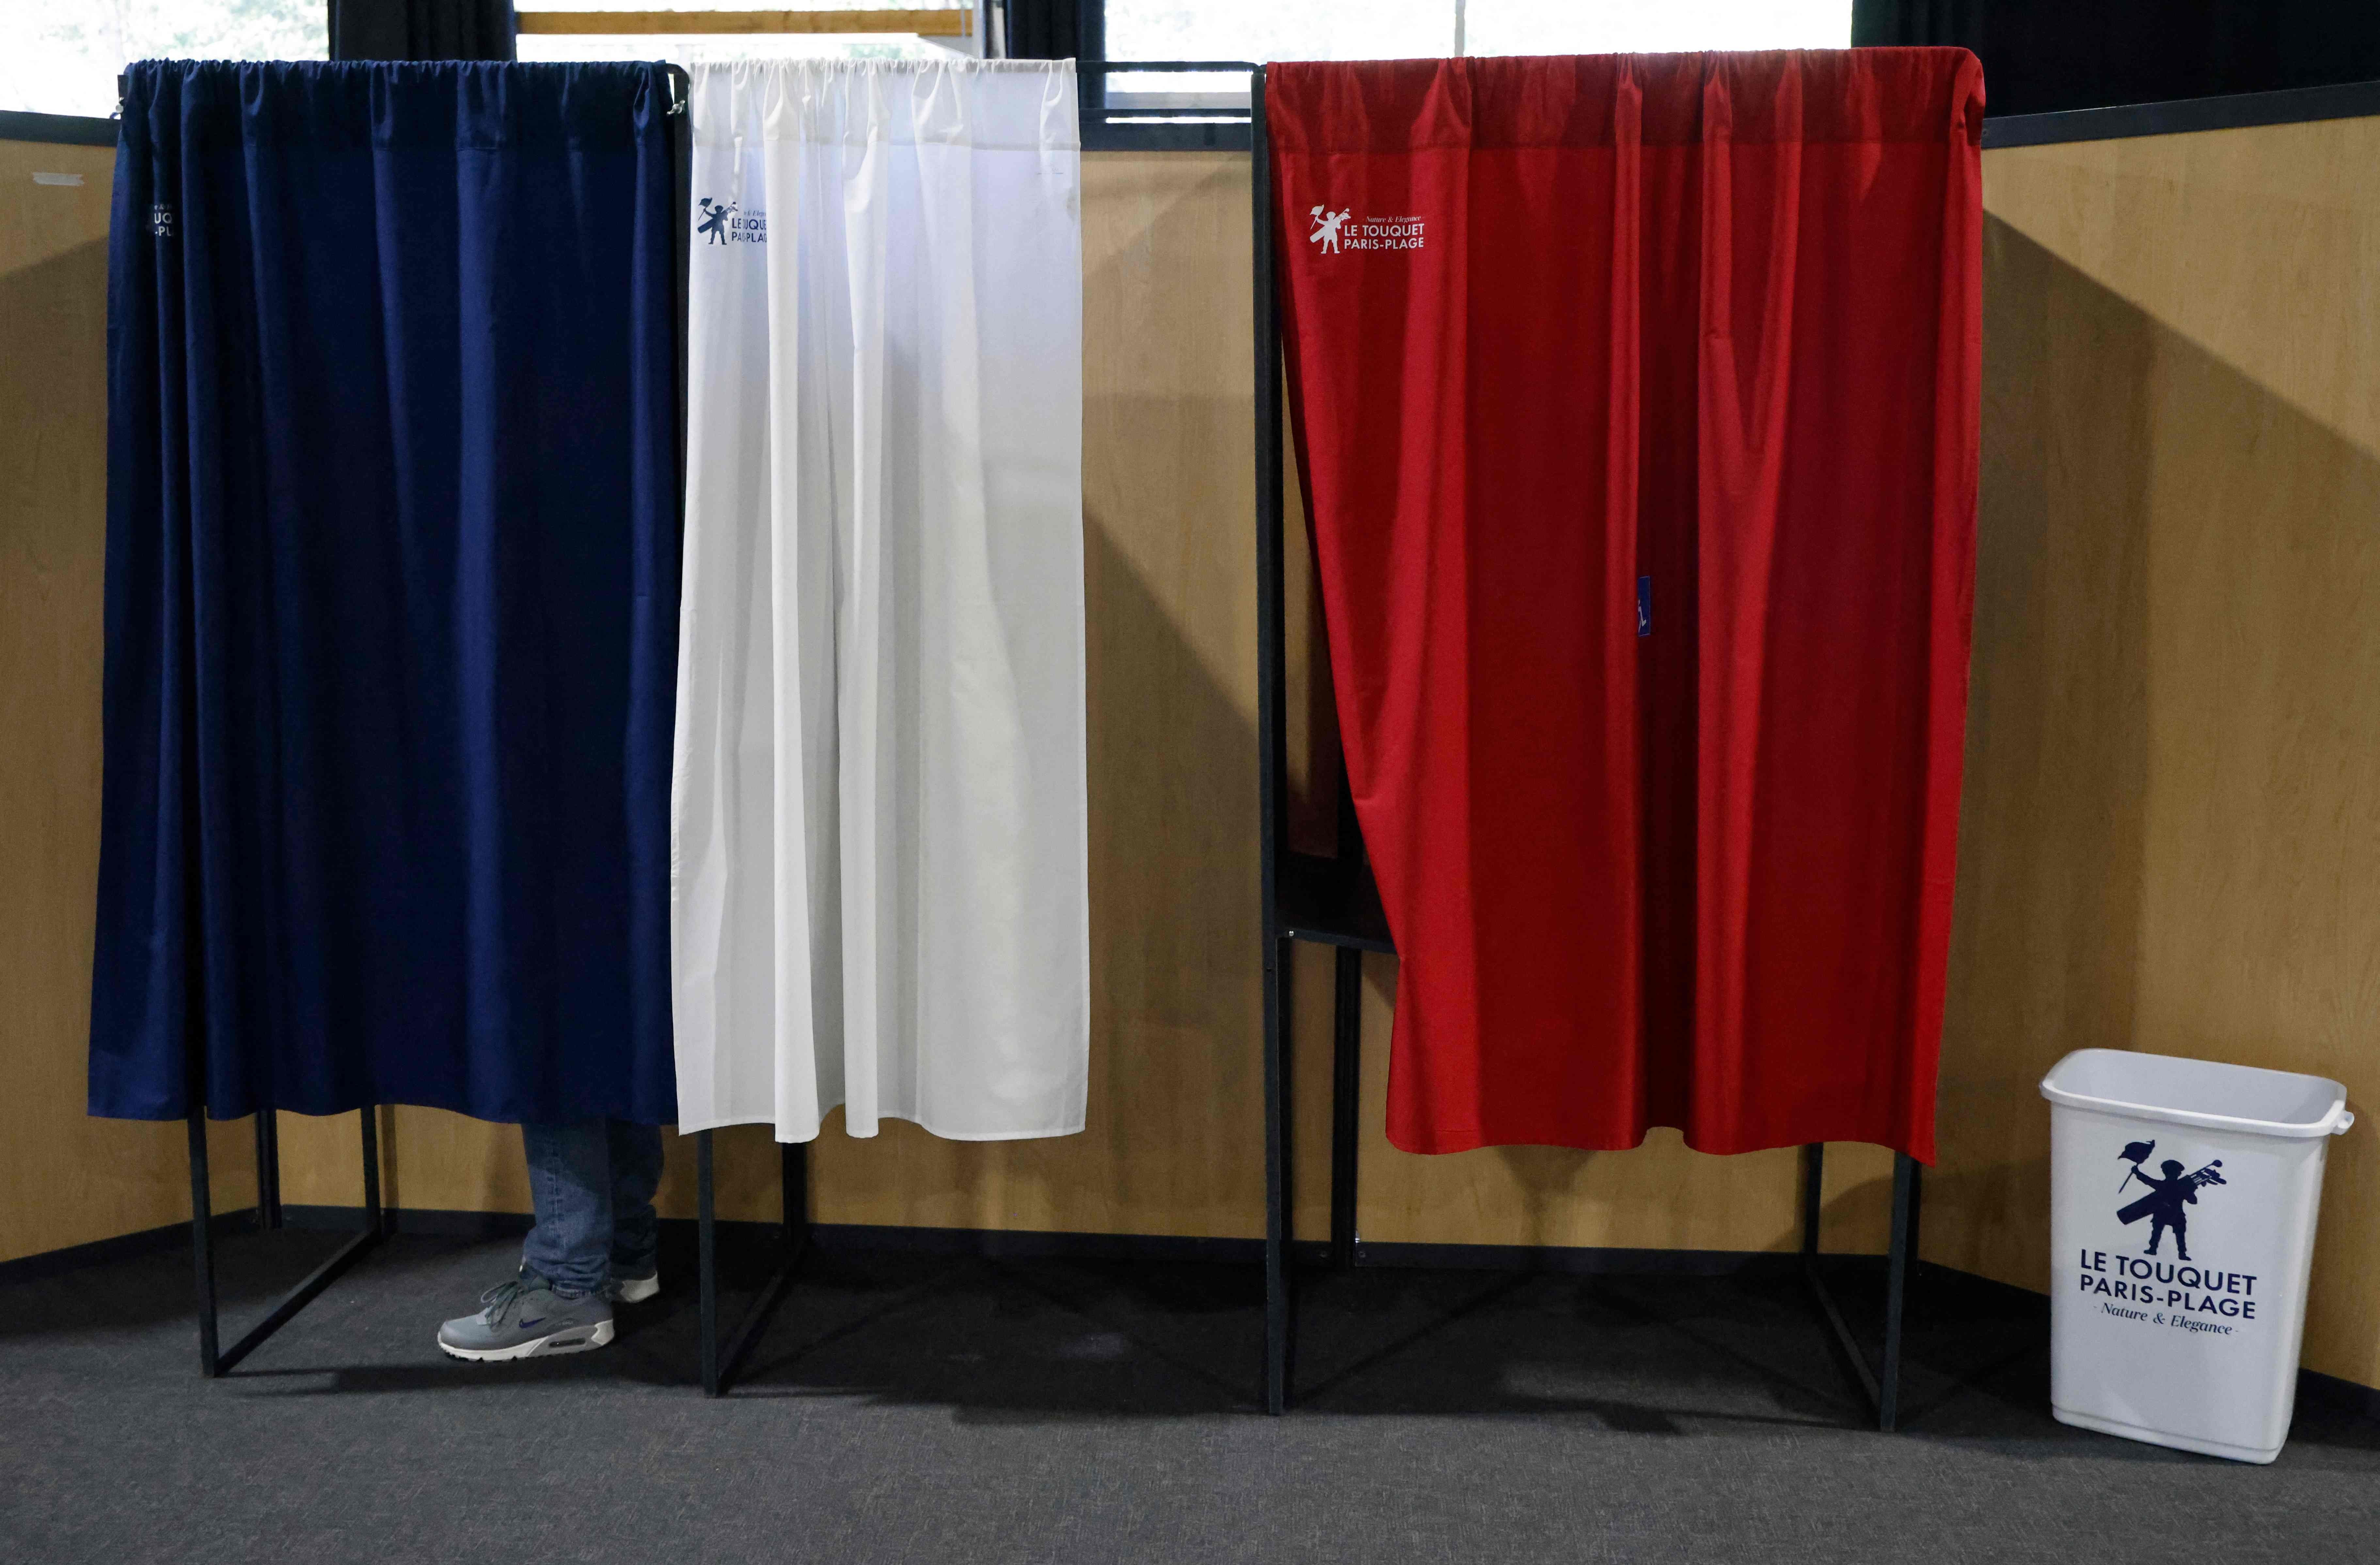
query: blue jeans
[{"left": 520, "top": 1120, "right": 664, "bottom": 1298}]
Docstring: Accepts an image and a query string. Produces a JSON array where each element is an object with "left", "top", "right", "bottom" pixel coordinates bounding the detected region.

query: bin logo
[
  {"left": 2115, "top": 1140, "right": 2226, "bottom": 1261},
  {"left": 697, "top": 197, "right": 765, "bottom": 246},
  {"left": 2078, "top": 1136, "right": 2256, "bottom": 1335}
]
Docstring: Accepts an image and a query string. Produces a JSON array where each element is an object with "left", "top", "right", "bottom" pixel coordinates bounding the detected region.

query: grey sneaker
[
  {"left": 609, "top": 1271, "right": 660, "bottom": 1304},
  {"left": 437, "top": 1275, "right": 614, "bottom": 1362}
]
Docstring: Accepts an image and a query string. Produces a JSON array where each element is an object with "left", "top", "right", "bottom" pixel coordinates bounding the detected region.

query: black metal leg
[
  {"left": 1250, "top": 64, "right": 1293, "bottom": 1416},
  {"left": 360, "top": 1106, "right": 383, "bottom": 1238},
  {"left": 697, "top": 1130, "right": 808, "bottom": 1397},
  {"left": 1906, "top": 1158, "right": 1925, "bottom": 1272},
  {"left": 717, "top": 1141, "right": 806, "bottom": 1382},
  {"left": 1800, "top": 1142, "right": 1824, "bottom": 1257},
  {"left": 1801, "top": 1142, "right": 1928, "bottom": 1431},
  {"left": 193, "top": 1104, "right": 386, "bottom": 1378},
  {"left": 1880, "top": 1153, "right": 1919, "bottom": 1431},
  {"left": 254, "top": 1110, "right": 282, "bottom": 1231},
  {"left": 1801, "top": 1142, "right": 1881, "bottom": 1417},
  {"left": 188, "top": 1110, "right": 220, "bottom": 1377},
  {"left": 781, "top": 1139, "right": 807, "bottom": 1250},
  {"left": 698, "top": 1130, "right": 721, "bottom": 1396},
  {"left": 1261, "top": 933, "right": 1294, "bottom": 1413},
  {"left": 1328, "top": 945, "right": 1361, "bottom": 1270}
]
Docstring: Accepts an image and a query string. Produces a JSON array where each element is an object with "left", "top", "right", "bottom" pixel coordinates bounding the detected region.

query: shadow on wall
[
  {"left": 1931, "top": 215, "right": 2157, "bottom": 1290},
  {"left": 1937, "top": 209, "right": 2380, "bottom": 1393}
]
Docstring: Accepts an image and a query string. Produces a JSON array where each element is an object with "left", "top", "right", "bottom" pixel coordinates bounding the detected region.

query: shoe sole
[
  {"left": 439, "top": 1317, "right": 616, "bottom": 1362},
  {"left": 614, "top": 1275, "right": 660, "bottom": 1304}
]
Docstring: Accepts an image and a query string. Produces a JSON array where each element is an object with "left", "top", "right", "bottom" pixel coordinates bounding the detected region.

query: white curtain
[{"left": 672, "top": 60, "right": 1086, "bottom": 1142}]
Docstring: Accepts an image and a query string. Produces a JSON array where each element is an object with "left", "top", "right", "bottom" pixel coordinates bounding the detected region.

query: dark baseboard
[
  {"left": 12, "top": 1206, "right": 2380, "bottom": 1419},
  {"left": 0, "top": 1211, "right": 256, "bottom": 1287},
  {"left": 1350, "top": 1240, "right": 1824, "bottom": 1278},
  {"left": 282, "top": 1204, "right": 532, "bottom": 1240},
  {"left": 2300, "top": 1366, "right": 2380, "bottom": 1423},
  {"left": 281, "top": 1210, "right": 1272, "bottom": 1263},
  {"left": 807, "top": 1222, "right": 1266, "bottom": 1264},
  {"left": 289, "top": 1209, "right": 1260, "bottom": 1261},
  {"left": 1889, "top": 1264, "right": 2379, "bottom": 1424}
]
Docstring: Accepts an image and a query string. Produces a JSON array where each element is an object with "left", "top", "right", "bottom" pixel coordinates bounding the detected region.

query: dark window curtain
[
  {"left": 95, "top": 61, "right": 679, "bottom": 1125},
  {"left": 1269, "top": 53, "right": 1982, "bottom": 1161},
  {"left": 1001, "top": 0, "right": 1089, "bottom": 61},
  {"left": 329, "top": 0, "right": 517, "bottom": 61},
  {"left": 1002, "top": 1, "right": 1098, "bottom": 103},
  {"left": 1854, "top": 0, "right": 2380, "bottom": 117}
]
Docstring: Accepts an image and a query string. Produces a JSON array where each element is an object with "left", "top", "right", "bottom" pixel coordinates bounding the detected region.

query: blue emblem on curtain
[{"left": 91, "top": 61, "right": 680, "bottom": 1125}]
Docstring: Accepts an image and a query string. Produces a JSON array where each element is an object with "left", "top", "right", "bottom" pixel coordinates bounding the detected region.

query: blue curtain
[{"left": 92, "top": 61, "right": 680, "bottom": 1125}]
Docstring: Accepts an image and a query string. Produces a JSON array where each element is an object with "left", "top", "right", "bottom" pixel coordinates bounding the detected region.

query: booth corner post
[
  {"left": 674, "top": 73, "right": 808, "bottom": 1398},
  {"left": 1249, "top": 60, "right": 1397, "bottom": 1415},
  {"left": 1250, "top": 56, "right": 1933, "bottom": 1431},
  {"left": 1801, "top": 1143, "right": 1926, "bottom": 1431},
  {"left": 186, "top": 1103, "right": 386, "bottom": 1379},
  {"left": 693, "top": 1130, "right": 810, "bottom": 1397},
  {"left": 1250, "top": 63, "right": 1299, "bottom": 1418}
]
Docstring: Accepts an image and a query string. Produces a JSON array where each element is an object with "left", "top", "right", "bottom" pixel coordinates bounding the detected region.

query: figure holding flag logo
[{"left": 2115, "top": 1152, "right": 2226, "bottom": 1261}]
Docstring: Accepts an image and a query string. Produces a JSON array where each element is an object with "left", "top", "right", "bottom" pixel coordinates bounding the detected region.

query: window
[
  {"left": 1100, "top": 0, "right": 1851, "bottom": 108},
  {"left": 514, "top": 2, "right": 980, "bottom": 66},
  {"left": 2, "top": 0, "right": 327, "bottom": 120},
  {"left": 1460, "top": 1, "right": 1850, "bottom": 56},
  {"left": 1105, "top": 2, "right": 1449, "bottom": 66}
]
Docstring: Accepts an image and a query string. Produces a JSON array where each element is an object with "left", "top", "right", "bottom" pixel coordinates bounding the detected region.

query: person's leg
[
  {"left": 437, "top": 1121, "right": 617, "bottom": 1361},
  {"left": 519, "top": 1120, "right": 616, "bottom": 1296},
  {"left": 607, "top": 1120, "right": 665, "bottom": 1301}
]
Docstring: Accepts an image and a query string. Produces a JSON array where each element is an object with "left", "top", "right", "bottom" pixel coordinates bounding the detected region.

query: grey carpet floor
[{"left": 2, "top": 1226, "right": 2376, "bottom": 1564}]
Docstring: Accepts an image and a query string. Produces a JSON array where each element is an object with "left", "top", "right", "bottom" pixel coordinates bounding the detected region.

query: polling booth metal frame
[
  {"left": 1246, "top": 63, "right": 1927, "bottom": 1426},
  {"left": 106, "top": 54, "right": 395, "bottom": 1379},
  {"left": 692, "top": 1135, "right": 810, "bottom": 1397},
  {"left": 654, "top": 62, "right": 819, "bottom": 1400},
  {"left": 139, "top": 56, "right": 1922, "bottom": 1409},
  {"left": 684, "top": 58, "right": 1262, "bottom": 1399},
  {"left": 73, "top": 51, "right": 2374, "bottom": 1414},
  {"left": 184, "top": 1107, "right": 386, "bottom": 1378}
]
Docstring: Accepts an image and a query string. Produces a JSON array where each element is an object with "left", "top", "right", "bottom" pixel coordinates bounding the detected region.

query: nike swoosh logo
[{"left": 518, "top": 1317, "right": 544, "bottom": 1329}]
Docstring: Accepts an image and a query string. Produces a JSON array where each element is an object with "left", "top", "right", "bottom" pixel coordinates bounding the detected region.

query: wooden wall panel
[
  {"left": 0, "top": 137, "right": 256, "bottom": 1265},
  {"left": 1944, "top": 117, "right": 2380, "bottom": 1389}
]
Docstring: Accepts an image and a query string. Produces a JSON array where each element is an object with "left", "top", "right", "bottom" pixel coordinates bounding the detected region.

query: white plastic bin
[{"left": 2040, "top": 1048, "right": 2353, "bottom": 1463}]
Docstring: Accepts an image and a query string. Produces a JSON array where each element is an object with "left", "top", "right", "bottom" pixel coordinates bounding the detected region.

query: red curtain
[{"left": 1271, "top": 51, "right": 1982, "bottom": 1161}]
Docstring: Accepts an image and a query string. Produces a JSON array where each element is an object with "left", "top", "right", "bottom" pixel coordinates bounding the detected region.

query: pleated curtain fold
[
  {"left": 672, "top": 60, "right": 1089, "bottom": 1143},
  {"left": 91, "top": 61, "right": 681, "bottom": 1124},
  {"left": 1271, "top": 51, "right": 1983, "bottom": 1161}
]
